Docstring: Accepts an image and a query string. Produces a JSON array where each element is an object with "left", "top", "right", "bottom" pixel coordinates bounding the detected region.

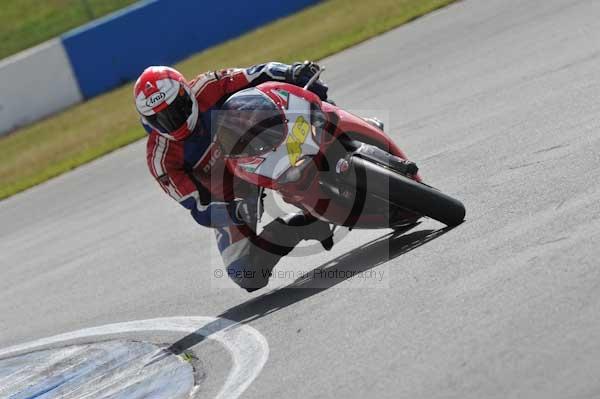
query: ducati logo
[{"left": 202, "top": 146, "right": 222, "bottom": 174}]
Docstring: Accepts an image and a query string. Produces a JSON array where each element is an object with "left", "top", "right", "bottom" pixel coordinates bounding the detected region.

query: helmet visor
[{"left": 146, "top": 89, "right": 193, "bottom": 133}]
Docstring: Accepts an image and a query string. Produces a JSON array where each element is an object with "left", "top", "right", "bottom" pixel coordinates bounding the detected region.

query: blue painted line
[{"left": 15, "top": 374, "right": 77, "bottom": 399}]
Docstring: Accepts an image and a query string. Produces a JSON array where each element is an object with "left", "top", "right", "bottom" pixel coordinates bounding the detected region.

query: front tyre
[{"left": 347, "top": 156, "right": 466, "bottom": 226}]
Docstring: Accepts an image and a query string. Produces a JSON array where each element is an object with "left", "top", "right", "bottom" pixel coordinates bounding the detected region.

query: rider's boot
[
  {"left": 279, "top": 212, "right": 334, "bottom": 250},
  {"left": 363, "top": 117, "right": 384, "bottom": 131},
  {"left": 243, "top": 213, "right": 334, "bottom": 292}
]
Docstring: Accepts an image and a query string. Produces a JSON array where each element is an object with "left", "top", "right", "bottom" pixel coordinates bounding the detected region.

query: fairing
[{"left": 221, "top": 82, "right": 420, "bottom": 227}]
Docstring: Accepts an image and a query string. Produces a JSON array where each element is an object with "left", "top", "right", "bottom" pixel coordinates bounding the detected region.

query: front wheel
[{"left": 346, "top": 156, "right": 466, "bottom": 226}]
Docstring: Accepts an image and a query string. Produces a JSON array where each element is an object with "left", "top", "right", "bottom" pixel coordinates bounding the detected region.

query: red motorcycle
[{"left": 215, "top": 68, "right": 465, "bottom": 229}]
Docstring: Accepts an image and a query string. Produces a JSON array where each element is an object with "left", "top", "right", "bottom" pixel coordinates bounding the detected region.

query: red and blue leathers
[{"left": 144, "top": 62, "right": 330, "bottom": 290}]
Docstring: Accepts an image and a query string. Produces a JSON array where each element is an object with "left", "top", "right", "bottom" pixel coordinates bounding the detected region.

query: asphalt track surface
[{"left": 2, "top": 0, "right": 600, "bottom": 397}]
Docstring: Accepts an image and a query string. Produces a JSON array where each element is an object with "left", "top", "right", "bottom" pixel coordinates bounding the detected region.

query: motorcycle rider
[{"left": 134, "top": 61, "right": 334, "bottom": 292}]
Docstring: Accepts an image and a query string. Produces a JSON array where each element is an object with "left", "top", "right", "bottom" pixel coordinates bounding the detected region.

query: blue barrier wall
[{"left": 61, "top": 0, "right": 319, "bottom": 99}]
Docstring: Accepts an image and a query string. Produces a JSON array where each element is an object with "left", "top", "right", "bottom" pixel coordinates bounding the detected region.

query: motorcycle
[{"left": 214, "top": 67, "right": 465, "bottom": 230}]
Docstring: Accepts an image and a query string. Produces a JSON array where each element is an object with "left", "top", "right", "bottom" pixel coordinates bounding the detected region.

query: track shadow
[{"left": 163, "top": 225, "right": 454, "bottom": 355}]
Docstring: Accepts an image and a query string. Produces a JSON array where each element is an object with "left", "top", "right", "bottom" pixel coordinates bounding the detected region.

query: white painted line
[{"left": 0, "top": 317, "right": 269, "bottom": 399}]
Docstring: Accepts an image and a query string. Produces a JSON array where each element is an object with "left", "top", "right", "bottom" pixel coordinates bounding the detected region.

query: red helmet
[{"left": 134, "top": 66, "right": 199, "bottom": 141}]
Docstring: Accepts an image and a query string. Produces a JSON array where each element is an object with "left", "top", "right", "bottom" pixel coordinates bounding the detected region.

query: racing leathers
[{"left": 144, "top": 62, "right": 332, "bottom": 291}]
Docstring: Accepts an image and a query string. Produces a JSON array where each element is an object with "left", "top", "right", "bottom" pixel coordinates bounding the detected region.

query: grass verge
[
  {"left": 0, "top": 0, "right": 138, "bottom": 60},
  {"left": 0, "top": 0, "right": 456, "bottom": 200}
]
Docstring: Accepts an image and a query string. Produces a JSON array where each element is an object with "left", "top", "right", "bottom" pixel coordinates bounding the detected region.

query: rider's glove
[{"left": 287, "top": 61, "right": 329, "bottom": 100}]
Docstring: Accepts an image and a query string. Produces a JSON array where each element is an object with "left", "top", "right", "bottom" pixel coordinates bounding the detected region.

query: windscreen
[{"left": 215, "top": 88, "right": 286, "bottom": 158}]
